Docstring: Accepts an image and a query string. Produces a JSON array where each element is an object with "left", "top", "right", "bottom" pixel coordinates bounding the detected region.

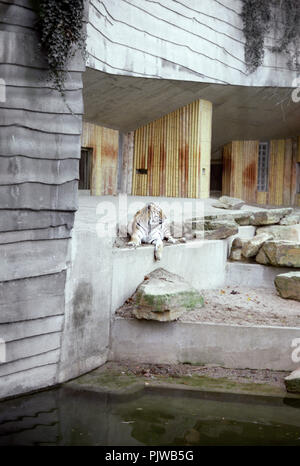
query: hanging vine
[
  {"left": 271, "top": 0, "right": 300, "bottom": 70},
  {"left": 241, "top": 0, "right": 300, "bottom": 73},
  {"left": 31, "top": 0, "right": 86, "bottom": 92},
  {"left": 241, "top": 0, "right": 271, "bottom": 73}
]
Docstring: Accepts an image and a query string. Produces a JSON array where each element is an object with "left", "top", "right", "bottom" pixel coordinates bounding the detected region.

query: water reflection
[{"left": 0, "top": 386, "right": 300, "bottom": 446}]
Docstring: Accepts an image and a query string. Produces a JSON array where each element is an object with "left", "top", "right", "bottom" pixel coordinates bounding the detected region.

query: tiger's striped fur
[{"left": 128, "top": 202, "right": 176, "bottom": 261}]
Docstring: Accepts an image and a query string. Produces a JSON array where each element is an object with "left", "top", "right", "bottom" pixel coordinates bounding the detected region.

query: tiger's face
[{"left": 147, "top": 202, "right": 166, "bottom": 226}]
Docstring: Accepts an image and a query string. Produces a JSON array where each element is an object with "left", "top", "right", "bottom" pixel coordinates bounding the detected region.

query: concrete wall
[
  {"left": 87, "top": 0, "right": 298, "bottom": 88},
  {"left": 0, "top": 1, "right": 84, "bottom": 399},
  {"left": 58, "top": 200, "right": 113, "bottom": 383},
  {"left": 112, "top": 240, "right": 228, "bottom": 313},
  {"left": 110, "top": 318, "right": 300, "bottom": 371}
]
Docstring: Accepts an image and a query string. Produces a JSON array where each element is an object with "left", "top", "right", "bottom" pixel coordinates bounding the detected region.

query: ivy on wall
[
  {"left": 241, "top": 0, "right": 300, "bottom": 73},
  {"left": 31, "top": 0, "right": 86, "bottom": 92},
  {"left": 241, "top": 0, "right": 271, "bottom": 73}
]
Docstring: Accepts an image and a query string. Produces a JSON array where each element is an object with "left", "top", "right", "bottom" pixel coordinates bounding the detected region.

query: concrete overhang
[{"left": 83, "top": 67, "right": 300, "bottom": 155}]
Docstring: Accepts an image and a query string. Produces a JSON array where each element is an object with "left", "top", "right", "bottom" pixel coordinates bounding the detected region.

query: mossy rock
[{"left": 132, "top": 268, "right": 204, "bottom": 322}]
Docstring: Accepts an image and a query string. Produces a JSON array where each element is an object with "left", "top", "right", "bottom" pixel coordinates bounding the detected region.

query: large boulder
[
  {"left": 285, "top": 368, "right": 300, "bottom": 394},
  {"left": 241, "top": 233, "right": 273, "bottom": 258},
  {"left": 250, "top": 208, "right": 293, "bottom": 226},
  {"left": 132, "top": 268, "right": 204, "bottom": 322},
  {"left": 204, "top": 219, "right": 238, "bottom": 240},
  {"left": 212, "top": 196, "right": 245, "bottom": 210},
  {"left": 233, "top": 212, "right": 252, "bottom": 226},
  {"left": 274, "top": 272, "right": 300, "bottom": 301},
  {"left": 256, "top": 240, "right": 300, "bottom": 267},
  {"left": 280, "top": 213, "right": 300, "bottom": 226},
  {"left": 256, "top": 225, "right": 300, "bottom": 242}
]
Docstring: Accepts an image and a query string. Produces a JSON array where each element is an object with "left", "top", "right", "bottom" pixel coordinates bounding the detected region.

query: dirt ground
[
  {"left": 117, "top": 285, "right": 300, "bottom": 327},
  {"left": 102, "top": 361, "right": 289, "bottom": 391}
]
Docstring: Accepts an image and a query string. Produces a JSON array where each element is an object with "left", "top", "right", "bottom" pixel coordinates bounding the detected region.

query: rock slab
[
  {"left": 204, "top": 219, "right": 238, "bottom": 240},
  {"left": 250, "top": 208, "right": 293, "bottom": 226},
  {"left": 256, "top": 225, "right": 300, "bottom": 242},
  {"left": 285, "top": 368, "right": 300, "bottom": 393},
  {"left": 132, "top": 268, "right": 204, "bottom": 322},
  {"left": 256, "top": 241, "right": 300, "bottom": 268},
  {"left": 241, "top": 233, "right": 273, "bottom": 258},
  {"left": 212, "top": 196, "right": 245, "bottom": 210},
  {"left": 274, "top": 272, "right": 300, "bottom": 301}
]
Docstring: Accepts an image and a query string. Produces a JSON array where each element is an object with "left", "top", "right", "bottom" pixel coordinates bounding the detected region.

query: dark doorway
[
  {"left": 210, "top": 162, "right": 223, "bottom": 195},
  {"left": 79, "top": 148, "right": 92, "bottom": 190}
]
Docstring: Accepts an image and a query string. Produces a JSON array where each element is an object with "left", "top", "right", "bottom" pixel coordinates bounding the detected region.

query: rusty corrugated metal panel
[
  {"left": 283, "top": 139, "right": 293, "bottom": 206},
  {"left": 132, "top": 99, "right": 212, "bottom": 198},
  {"left": 223, "top": 137, "right": 300, "bottom": 207},
  {"left": 268, "top": 140, "right": 285, "bottom": 206},
  {"left": 222, "top": 140, "right": 258, "bottom": 202},
  {"left": 242, "top": 141, "right": 258, "bottom": 203},
  {"left": 222, "top": 143, "right": 232, "bottom": 196},
  {"left": 257, "top": 192, "right": 267, "bottom": 205},
  {"left": 82, "top": 122, "right": 119, "bottom": 195}
]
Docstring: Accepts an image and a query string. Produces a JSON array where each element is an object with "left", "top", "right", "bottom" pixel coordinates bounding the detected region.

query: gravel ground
[
  {"left": 103, "top": 361, "right": 288, "bottom": 390},
  {"left": 117, "top": 285, "right": 300, "bottom": 327}
]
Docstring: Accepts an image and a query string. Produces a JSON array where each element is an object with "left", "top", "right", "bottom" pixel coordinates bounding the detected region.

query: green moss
[
  {"left": 137, "top": 290, "right": 204, "bottom": 311},
  {"left": 67, "top": 366, "right": 293, "bottom": 399},
  {"left": 73, "top": 370, "right": 139, "bottom": 391},
  {"left": 153, "top": 374, "right": 286, "bottom": 397}
]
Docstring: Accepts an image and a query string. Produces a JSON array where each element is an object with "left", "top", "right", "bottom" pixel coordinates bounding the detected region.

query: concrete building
[{"left": 0, "top": 0, "right": 299, "bottom": 399}]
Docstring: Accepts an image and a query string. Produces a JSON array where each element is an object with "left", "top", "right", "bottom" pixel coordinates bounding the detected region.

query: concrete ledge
[
  {"left": 112, "top": 240, "right": 227, "bottom": 312},
  {"left": 226, "top": 262, "right": 295, "bottom": 288},
  {"left": 110, "top": 317, "right": 300, "bottom": 371}
]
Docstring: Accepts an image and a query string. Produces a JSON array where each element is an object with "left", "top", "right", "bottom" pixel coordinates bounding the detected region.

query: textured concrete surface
[
  {"left": 225, "top": 262, "right": 295, "bottom": 288},
  {"left": 110, "top": 318, "right": 300, "bottom": 371},
  {"left": 58, "top": 200, "right": 113, "bottom": 383}
]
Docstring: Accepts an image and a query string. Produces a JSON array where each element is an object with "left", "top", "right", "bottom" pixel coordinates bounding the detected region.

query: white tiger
[{"left": 128, "top": 202, "right": 176, "bottom": 261}]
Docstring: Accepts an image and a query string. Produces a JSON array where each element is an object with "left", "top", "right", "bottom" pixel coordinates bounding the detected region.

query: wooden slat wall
[
  {"left": 222, "top": 137, "right": 300, "bottom": 206},
  {"left": 0, "top": 0, "right": 84, "bottom": 400},
  {"left": 268, "top": 140, "right": 285, "bottom": 206},
  {"left": 222, "top": 140, "right": 259, "bottom": 202},
  {"left": 222, "top": 143, "right": 232, "bottom": 196},
  {"left": 82, "top": 122, "right": 119, "bottom": 195},
  {"left": 132, "top": 99, "right": 212, "bottom": 198}
]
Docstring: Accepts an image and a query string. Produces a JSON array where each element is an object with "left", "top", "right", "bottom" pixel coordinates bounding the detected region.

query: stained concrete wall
[
  {"left": 0, "top": 1, "right": 85, "bottom": 399},
  {"left": 110, "top": 318, "right": 300, "bottom": 371},
  {"left": 58, "top": 200, "right": 113, "bottom": 383},
  {"left": 87, "top": 0, "right": 298, "bottom": 87}
]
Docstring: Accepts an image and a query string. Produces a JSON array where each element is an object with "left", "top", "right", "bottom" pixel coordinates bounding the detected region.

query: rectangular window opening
[
  {"left": 297, "top": 163, "right": 300, "bottom": 194},
  {"left": 136, "top": 168, "right": 148, "bottom": 175},
  {"left": 257, "top": 142, "right": 269, "bottom": 192},
  {"left": 79, "top": 148, "right": 93, "bottom": 190}
]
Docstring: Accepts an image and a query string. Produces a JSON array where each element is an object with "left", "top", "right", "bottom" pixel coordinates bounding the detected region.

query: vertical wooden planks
[
  {"left": 268, "top": 139, "right": 285, "bottom": 206},
  {"left": 132, "top": 99, "right": 212, "bottom": 198},
  {"left": 81, "top": 122, "right": 119, "bottom": 195},
  {"left": 222, "top": 137, "right": 300, "bottom": 206}
]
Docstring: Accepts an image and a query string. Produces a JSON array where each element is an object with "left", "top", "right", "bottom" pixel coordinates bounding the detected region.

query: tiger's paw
[
  {"left": 154, "top": 251, "right": 162, "bottom": 261},
  {"left": 154, "top": 243, "right": 163, "bottom": 261},
  {"left": 128, "top": 241, "right": 139, "bottom": 248},
  {"left": 167, "top": 237, "right": 177, "bottom": 244}
]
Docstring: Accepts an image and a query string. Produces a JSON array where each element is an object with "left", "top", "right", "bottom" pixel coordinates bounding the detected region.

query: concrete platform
[
  {"left": 110, "top": 317, "right": 300, "bottom": 371},
  {"left": 226, "top": 262, "right": 295, "bottom": 288}
]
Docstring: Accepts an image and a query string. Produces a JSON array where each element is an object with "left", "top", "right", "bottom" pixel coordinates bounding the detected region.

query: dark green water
[{"left": 0, "top": 386, "right": 300, "bottom": 446}]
